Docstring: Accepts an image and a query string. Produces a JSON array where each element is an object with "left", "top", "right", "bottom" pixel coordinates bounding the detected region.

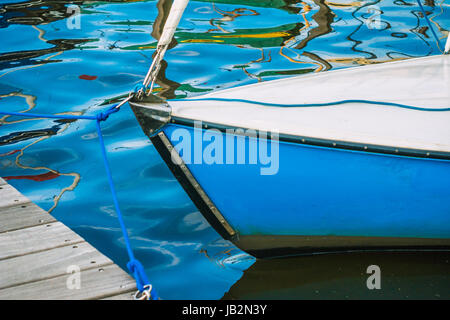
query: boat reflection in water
[
  {"left": 2, "top": 0, "right": 449, "bottom": 299},
  {"left": 223, "top": 250, "right": 450, "bottom": 299}
]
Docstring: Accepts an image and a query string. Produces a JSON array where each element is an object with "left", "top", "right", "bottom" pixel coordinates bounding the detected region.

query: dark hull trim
[
  {"left": 236, "top": 235, "right": 450, "bottom": 259},
  {"left": 150, "top": 131, "right": 237, "bottom": 241},
  {"left": 170, "top": 116, "right": 450, "bottom": 161}
]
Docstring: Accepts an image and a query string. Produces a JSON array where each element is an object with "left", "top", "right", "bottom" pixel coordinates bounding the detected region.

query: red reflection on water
[
  {"left": 0, "top": 149, "right": 20, "bottom": 157},
  {"left": 3, "top": 171, "right": 60, "bottom": 182},
  {"left": 79, "top": 74, "right": 97, "bottom": 80}
]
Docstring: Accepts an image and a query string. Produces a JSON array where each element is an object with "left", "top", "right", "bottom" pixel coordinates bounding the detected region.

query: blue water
[{"left": 0, "top": 0, "right": 448, "bottom": 299}]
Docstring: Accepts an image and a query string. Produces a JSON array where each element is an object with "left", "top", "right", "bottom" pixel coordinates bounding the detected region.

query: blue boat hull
[{"left": 149, "top": 122, "right": 450, "bottom": 257}]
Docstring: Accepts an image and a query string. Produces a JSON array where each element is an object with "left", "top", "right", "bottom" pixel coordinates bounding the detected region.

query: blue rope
[
  {"left": 416, "top": 0, "right": 444, "bottom": 52},
  {"left": 134, "top": 84, "right": 149, "bottom": 93},
  {"left": 0, "top": 111, "right": 97, "bottom": 120},
  {"left": 168, "top": 97, "right": 450, "bottom": 112},
  {"left": 0, "top": 104, "right": 157, "bottom": 299},
  {"left": 95, "top": 116, "right": 157, "bottom": 299}
]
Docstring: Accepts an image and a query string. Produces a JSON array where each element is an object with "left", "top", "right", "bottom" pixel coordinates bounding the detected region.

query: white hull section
[{"left": 170, "top": 55, "right": 450, "bottom": 153}]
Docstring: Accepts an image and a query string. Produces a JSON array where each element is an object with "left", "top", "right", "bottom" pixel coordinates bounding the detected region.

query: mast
[{"left": 142, "top": 0, "right": 189, "bottom": 95}]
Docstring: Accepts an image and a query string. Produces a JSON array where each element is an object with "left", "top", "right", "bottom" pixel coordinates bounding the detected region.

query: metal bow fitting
[{"left": 134, "top": 284, "right": 153, "bottom": 300}]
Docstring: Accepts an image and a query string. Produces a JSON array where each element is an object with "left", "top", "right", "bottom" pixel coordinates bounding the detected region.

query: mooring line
[{"left": 0, "top": 104, "right": 158, "bottom": 300}]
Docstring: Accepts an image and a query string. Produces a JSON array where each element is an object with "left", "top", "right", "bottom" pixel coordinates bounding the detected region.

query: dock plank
[
  {"left": 0, "top": 242, "right": 114, "bottom": 289},
  {"left": 102, "top": 291, "right": 136, "bottom": 300},
  {"left": 0, "top": 183, "right": 29, "bottom": 208},
  {"left": 0, "top": 178, "right": 136, "bottom": 300},
  {"left": 0, "top": 222, "right": 84, "bottom": 260},
  {"left": 0, "top": 264, "right": 136, "bottom": 300},
  {"left": 0, "top": 202, "right": 56, "bottom": 233}
]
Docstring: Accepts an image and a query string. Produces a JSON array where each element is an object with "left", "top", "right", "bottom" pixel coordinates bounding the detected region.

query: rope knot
[
  {"left": 95, "top": 104, "right": 120, "bottom": 122},
  {"left": 127, "top": 259, "right": 144, "bottom": 274},
  {"left": 96, "top": 112, "right": 108, "bottom": 122},
  {"left": 127, "top": 258, "right": 157, "bottom": 299}
]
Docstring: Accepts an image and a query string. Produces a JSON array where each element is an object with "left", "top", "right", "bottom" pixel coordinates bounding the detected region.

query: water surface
[{"left": 0, "top": 0, "right": 448, "bottom": 299}]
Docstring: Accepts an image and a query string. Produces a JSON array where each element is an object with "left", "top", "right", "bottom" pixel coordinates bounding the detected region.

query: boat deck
[
  {"left": 0, "top": 177, "right": 136, "bottom": 300},
  {"left": 170, "top": 54, "right": 450, "bottom": 154}
]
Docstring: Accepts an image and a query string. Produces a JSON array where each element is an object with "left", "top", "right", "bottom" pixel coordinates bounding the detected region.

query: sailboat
[{"left": 130, "top": 0, "right": 450, "bottom": 258}]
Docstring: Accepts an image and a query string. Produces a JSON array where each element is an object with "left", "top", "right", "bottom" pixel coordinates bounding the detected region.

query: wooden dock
[{"left": 0, "top": 177, "right": 137, "bottom": 300}]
